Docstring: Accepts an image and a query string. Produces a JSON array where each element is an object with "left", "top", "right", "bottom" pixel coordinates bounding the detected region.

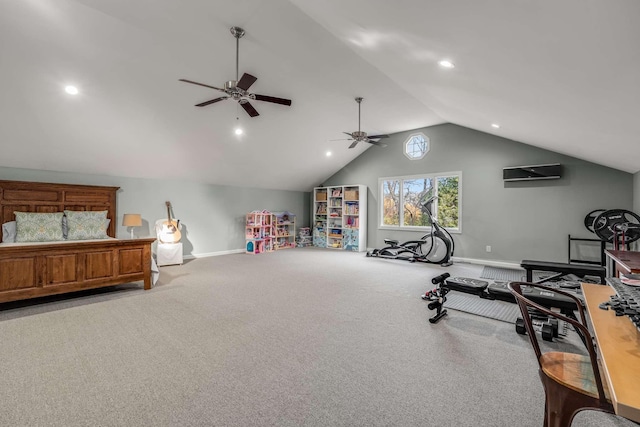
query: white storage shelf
[{"left": 312, "top": 185, "right": 367, "bottom": 252}]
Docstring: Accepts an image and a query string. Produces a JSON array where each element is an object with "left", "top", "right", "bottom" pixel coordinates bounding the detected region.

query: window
[
  {"left": 404, "top": 133, "right": 429, "bottom": 160},
  {"left": 379, "top": 173, "right": 461, "bottom": 231}
]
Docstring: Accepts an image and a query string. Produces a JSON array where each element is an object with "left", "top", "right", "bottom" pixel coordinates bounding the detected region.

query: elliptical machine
[
  {"left": 365, "top": 233, "right": 431, "bottom": 262},
  {"left": 366, "top": 196, "right": 455, "bottom": 266},
  {"left": 418, "top": 196, "right": 454, "bottom": 266}
]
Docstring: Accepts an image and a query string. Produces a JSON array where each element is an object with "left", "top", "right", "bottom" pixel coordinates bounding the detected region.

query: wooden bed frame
[{"left": 0, "top": 180, "right": 155, "bottom": 304}]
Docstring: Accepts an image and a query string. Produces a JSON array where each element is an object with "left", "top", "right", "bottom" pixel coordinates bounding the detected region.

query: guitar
[{"left": 159, "top": 201, "right": 181, "bottom": 243}]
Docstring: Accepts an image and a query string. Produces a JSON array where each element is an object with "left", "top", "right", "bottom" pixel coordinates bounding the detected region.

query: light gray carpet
[{"left": 0, "top": 251, "right": 634, "bottom": 427}]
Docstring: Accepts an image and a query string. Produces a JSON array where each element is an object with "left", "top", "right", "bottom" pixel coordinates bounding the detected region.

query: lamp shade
[{"left": 122, "top": 213, "right": 142, "bottom": 227}]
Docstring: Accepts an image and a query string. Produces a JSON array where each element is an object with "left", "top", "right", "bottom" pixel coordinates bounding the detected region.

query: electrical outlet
[{"left": 486, "top": 245, "right": 492, "bottom": 252}]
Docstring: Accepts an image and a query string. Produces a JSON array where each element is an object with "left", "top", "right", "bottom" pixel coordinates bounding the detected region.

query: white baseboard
[
  {"left": 452, "top": 256, "right": 521, "bottom": 270},
  {"left": 366, "top": 246, "right": 522, "bottom": 269},
  {"left": 184, "top": 249, "right": 245, "bottom": 259},
  {"left": 183, "top": 249, "right": 522, "bottom": 270}
]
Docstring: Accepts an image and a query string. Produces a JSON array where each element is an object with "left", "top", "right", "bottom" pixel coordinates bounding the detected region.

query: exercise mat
[
  {"left": 444, "top": 292, "right": 521, "bottom": 324},
  {"left": 480, "top": 266, "right": 547, "bottom": 282}
]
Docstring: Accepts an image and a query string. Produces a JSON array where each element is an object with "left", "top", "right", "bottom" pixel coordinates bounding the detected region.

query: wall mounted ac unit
[{"left": 503, "top": 163, "right": 562, "bottom": 181}]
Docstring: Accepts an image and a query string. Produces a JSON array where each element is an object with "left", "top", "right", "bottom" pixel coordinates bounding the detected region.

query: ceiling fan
[
  {"left": 179, "top": 26, "right": 292, "bottom": 117},
  {"left": 337, "top": 97, "right": 389, "bottom": 149}
]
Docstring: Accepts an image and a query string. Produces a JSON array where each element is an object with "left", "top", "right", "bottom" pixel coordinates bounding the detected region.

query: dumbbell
[
  {"left": 529, "top": 310, "right": 560, "bottom": 338},
  {"left": 515, "top": 317, "right": 557, "bottom": 342}
]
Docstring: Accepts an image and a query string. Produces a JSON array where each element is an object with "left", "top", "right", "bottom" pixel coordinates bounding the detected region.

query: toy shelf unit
[
  {"left": 245, "top": 210, "right": 274, "bottom": 254},
  {"left": 312, "top": 185, "right": 367, "bottom": 251},
  {"left": 313, "top": 188, "right": 328, "bottom": 248},
  {"left": 273, "top": 211, "right": 296, "bottom": 250}
]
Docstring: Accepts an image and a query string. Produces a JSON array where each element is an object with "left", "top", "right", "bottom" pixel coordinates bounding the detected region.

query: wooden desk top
[
  {"left": 605, "top": 250, "right": 640, "bottom": 274},
  {"left": 582, "top": 283, "right": 640, "bottom": 422}
]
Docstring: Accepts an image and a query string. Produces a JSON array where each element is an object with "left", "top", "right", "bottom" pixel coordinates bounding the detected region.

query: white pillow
[
  {"left": 2, "top": 221, "right": 17, "bottom": 243},
  {"left": 62, "top": 214, "right": 68, "bottom": 239}
]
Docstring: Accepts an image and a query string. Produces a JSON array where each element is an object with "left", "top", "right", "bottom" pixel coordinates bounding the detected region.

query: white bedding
[{"left": 0, "top": 237, "right": 118, "bottom": 247}]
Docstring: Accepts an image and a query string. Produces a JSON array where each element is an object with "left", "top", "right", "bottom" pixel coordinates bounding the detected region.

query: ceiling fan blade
[
  {"left": 179, "top": 79, "right": 226, "bottom": 92},
  {"left": 367, "top": 134, "right": 390, "bottom": 139},
  {"left": 237, "top": 73, "right": 257, "bottom": 91},
  {"left": 241, "top": 101, "right": 259, "bottom": 117},
  {"left": 195, "top": 96, "right": 228, "bottom": 107},
  {"left": 253, "top": 94, "right": 292, "bottom": 106},
  {"left": 367, "top": 139, "right": 388, "bottom": 147},
  {"left": 348, "top": 140, "right": 359, "bottom": 149},
  {"left": 343, "top": 132, "right": 354, "bottom": 137},
  {"left": 329, "top": 138, "right": 353, "bottom": 141}
]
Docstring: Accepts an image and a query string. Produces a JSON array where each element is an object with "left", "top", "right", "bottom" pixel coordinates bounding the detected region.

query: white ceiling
[{"left": 2, "top": 0, "right": 639, "bottom": 191}]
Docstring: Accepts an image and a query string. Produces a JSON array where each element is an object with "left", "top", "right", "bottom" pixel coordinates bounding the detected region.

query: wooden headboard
[{"left": 0, "top": 180, "right": 119, "bottom": 240}]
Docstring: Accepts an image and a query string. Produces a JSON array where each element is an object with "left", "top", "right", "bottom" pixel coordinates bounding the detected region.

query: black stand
[{"left": 423, "top": 273, "right": 451, "bottom": 323}]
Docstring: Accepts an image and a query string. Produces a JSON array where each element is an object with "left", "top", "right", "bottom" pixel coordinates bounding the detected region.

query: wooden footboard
[{"left": 0, "top": 238, "right": 155, "bottom": 303}]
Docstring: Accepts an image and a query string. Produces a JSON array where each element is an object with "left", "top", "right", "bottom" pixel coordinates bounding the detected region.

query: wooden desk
[
  {"left": 582, "top": 283, "right": 640, "bottom": 422},
  {"left": 605, "top": 250, "right": 640, "bottom": 277}
]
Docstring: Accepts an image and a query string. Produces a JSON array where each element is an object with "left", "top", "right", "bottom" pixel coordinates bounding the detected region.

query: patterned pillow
[
  {"left": 64, "top": 210, "right": 109, "bottom": 240},
  {"left": 14, "top": 212, "right": 65, "bottom": 242}
]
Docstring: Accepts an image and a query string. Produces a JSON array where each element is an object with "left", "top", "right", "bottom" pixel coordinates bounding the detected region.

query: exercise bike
[{"left": 366, "top": 196, "right": 454, "bottom": 266}]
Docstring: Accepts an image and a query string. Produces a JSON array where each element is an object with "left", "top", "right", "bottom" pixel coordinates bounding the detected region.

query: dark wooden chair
[{"left": 508, "top": 282, "right": 614, "bottom": 427}]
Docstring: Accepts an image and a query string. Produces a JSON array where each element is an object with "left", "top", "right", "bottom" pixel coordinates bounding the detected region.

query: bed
[{"left": 0, "top": 180, "right": 155, "bottom": 304}]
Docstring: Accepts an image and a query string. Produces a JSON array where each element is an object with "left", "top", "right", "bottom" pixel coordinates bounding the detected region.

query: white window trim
[
  {"left": 378, "top": 171, "right": 462, "bottom": 233},
  {"left": 404, "top": 132, "right": 430, "bottom": 160}
]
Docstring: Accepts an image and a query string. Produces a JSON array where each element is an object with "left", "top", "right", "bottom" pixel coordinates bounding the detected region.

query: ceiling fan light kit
[
  {"left": 179, "top": 26, "right": 292, "bottom": 117},
  {"left": 339, "top": 97, "right": 389, "bottom": 149}
]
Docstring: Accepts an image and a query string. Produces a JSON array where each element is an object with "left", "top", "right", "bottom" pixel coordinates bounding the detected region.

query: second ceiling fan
[
  {"left": 179, "top": 26, "right": 292, "bottom": 117},
  {"left": 339, "top": 97, "right": 389, "bottom": 149}
]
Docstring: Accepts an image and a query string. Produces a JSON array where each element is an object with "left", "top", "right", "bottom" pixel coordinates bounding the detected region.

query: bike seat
[{"left": 384, "top": 239, "right": 399, "bottom": 246}]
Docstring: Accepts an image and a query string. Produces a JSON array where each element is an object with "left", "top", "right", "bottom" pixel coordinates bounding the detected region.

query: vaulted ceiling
[{"left": 2, "top": 0, "right": 639, "bottom": 191}]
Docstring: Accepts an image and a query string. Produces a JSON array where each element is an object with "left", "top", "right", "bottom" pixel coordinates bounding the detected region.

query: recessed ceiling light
[
  {"left": 438, "top": 60, "right": 455, "bottom": 69},
  {"left": 326, "top": 151, "right": 332, "bottom": 157},
  {"left": 491, "top": 123, "right": 501, "bottom": 129},
  {"left": 234, "top": 127, "right": 243, "bottom": 135},
  {"left": 65, "top": 85, "right": 79, "bottom": 95}
]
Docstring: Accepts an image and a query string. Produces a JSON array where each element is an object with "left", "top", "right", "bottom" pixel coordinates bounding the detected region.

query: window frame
[
  {"left": 378, "top": 171, "right": 462, "bottom": 233},
  {"left": 404, "top": 132, "right": 430, "bottom": 160}
]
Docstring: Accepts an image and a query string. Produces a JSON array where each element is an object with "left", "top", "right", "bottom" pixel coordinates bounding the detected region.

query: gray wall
[
  {"left": 323, "top": 123, "right": 633, "bottom": 264},
  {"left": 0, "top": 167, "right": 310, "bottom": 257}
]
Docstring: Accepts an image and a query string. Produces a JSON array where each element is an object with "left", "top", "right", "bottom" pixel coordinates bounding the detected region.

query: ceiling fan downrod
[
  {"left": 230, "top": 26, "right": 245, "bottom": 82},
  {"left": 353, "top": 97, "right": 365, "bottom": 140}
]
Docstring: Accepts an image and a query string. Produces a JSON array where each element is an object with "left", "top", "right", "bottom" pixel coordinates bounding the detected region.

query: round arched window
[{"left": 404, "top": 133, "right": 430, "bottom": 160}]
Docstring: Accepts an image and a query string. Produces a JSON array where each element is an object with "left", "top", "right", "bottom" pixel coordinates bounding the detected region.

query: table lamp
[{"left": 122, "top": 213, "right": 142, "bottom": 239}]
